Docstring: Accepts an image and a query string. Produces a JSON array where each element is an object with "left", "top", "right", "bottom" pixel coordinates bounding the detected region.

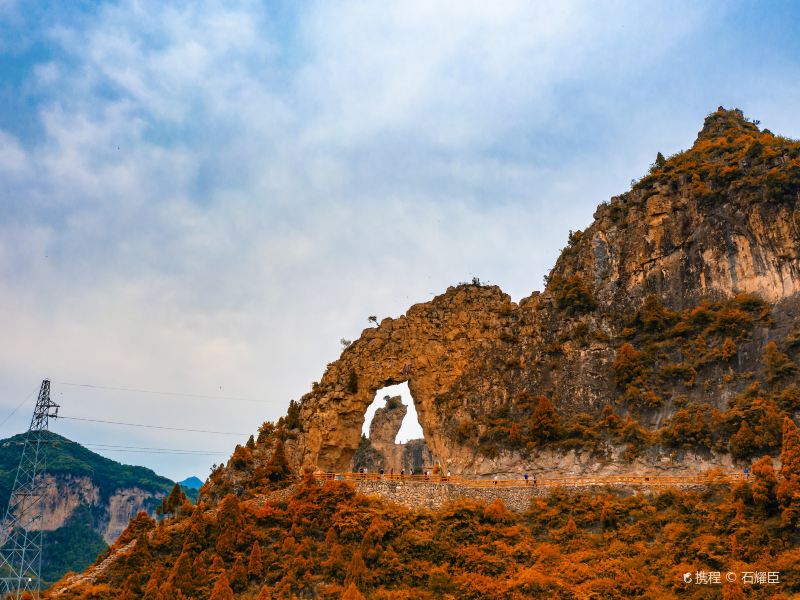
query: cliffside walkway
[{"left": 319, "top": 471, "right": 749, "bottom": 488}]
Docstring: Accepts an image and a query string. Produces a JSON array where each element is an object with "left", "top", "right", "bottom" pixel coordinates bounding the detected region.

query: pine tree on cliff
[
  {"left": 342, "top": 582, "right": 367, "bottom": 600},
  {"left": 777, "top": 416, "right": 800, "bottom": 524},
  {"left": 142, "top": 572, "right": 163, "bottom": 600},
  {"left": 256, "top": 587, "right": 272, "bottom": 600},
  {"left": 192, "top": 554, "right": 209, "bottom": 590},
  {"left": 168, "top": 550, "right": 195, "bottom": 595},
  {"left": 345, "top": 549, "right": 368, "bottom": 587},
  {"left": 215, "top": 494, "right": 243, "bottom": 558},
  {"left": 119, "top": 588, "right": 136, "bottom": 600},
  {"left": 127, "top": 531, "right": 153, "bottom": 575},
  {"left": 183, "top": 503, "right": 209, "bottom": 553},
  {"left": 209, "top": 571, "right": 235, "bottom": 600},
  {"left": 248, "top": 540, "right": 264, "bottom": 579},
  {"left": 529, "top": 396, "right": 560, "bottom": 441},
  {"left": 229, "top": 556, "right": 248, "bottom": 592},
  {"left": 158, "top": 483, "right": 188, "bottom": 517},
  {"left": 267, "top": 439, "right": 292, "bottom": 481},
  {"left": 751, "top": 456, "right": 778, "bottom": 513}
]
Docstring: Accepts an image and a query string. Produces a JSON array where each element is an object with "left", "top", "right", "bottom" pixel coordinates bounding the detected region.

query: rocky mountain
[
  {"left": 0, "top": 431, "right": 176, "bottom": 584},
  {"left": 273, "top": 108, "right": 800, "bottom": 479},
  {"left": 47, "top": 108, "right": 800, "bottom": 598}
]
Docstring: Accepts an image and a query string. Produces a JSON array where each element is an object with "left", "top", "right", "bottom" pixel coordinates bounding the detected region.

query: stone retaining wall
[{"left": 351, "top": 480, "right": 709, "bottom": 513}]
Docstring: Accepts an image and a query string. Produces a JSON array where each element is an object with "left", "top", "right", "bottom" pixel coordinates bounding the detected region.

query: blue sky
[{"left": 1, "top": 0, "right": 799, "bottom": 481}]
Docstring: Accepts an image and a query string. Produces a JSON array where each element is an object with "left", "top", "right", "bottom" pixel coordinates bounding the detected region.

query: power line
[
  {"left": 53, "top": 381, "right": 260, "bottom": 404},
  {"left": 0, "top": 391, "right": 36, "bottom": 430},
  {"left": 55, "top": 415, "right": 248, "bottom": 436},
  {"left": 2, "top": 439, "right": 229, "bottom": 455},
  {"left": 83, "top": 443, "right": 225, "bottom": 454},
  {"left": 83, "top": 446, "right": 227, "bottom": 456}
]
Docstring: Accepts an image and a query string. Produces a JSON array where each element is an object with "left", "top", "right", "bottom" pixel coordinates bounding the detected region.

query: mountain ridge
[
  {"left": 0, "top": 431, "right": 176, "bottom": 584},
  {"left": 47, "top": 107, "right": 800, "bottom": 599}
]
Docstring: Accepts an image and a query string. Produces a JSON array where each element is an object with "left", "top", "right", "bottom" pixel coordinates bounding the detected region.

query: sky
[{"left": 1, "top": 0, "right": 799, "bottom": 481}]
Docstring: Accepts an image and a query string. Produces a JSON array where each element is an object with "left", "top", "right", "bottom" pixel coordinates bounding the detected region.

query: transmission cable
[
  {"left": 55, "top": 415, "right": 248, "bottom": 436},
  {"left": 0, "top": 390, "right": 36, "bottom": 430},
  {"left": 54, "top": 381, "right": 260, "bottom": 403},
  {"left": 2, "top": 438, "right": 229, "bottom": 455}
]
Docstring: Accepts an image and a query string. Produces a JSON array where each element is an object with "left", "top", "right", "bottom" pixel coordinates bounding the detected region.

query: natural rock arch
[{"left": 287, "top": 285, "right": 518, "bottom": 473}]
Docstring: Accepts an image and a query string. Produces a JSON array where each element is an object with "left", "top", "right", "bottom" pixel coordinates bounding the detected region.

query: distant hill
[
  {"left": 0, "top": 431, "right": 176, "bottom": 585},
  {"left": 177, "top": 475, "right": 203, "bottom": 489}
]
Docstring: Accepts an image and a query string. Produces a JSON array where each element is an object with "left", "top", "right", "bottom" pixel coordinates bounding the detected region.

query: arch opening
[{"left": 353, "top": 382, "right": 435, "bottom": 474}]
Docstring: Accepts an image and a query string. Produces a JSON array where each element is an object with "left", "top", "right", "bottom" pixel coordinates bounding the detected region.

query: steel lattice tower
[{"left": 0, "top": 380, "right": 59, "bottom": 600}]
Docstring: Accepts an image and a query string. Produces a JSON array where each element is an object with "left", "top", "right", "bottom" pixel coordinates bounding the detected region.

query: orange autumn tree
[
  {"left": 228, "top": 556, "right": 247, "bottom": 592},
  {"left": 529, "top": 396, "right": 560, "bottom": 442},
  {"left": 778, "top": 416, "right": 800, "bottom": 524},
  {"left": 209, "top": 572, "right": 234, "bottom": 600},
  {"left": 167, "top": 550, "right": 196, "bottom": 596},
  {"left": 341, "top": 582, "right": 366, "bottom": 600},
  {"left": 247, "top": 540, "right": 264, "bottom": 580},
  {"left": 215, "top": 494, "right": 243, "bottom": 558},
  {"left": 750, "top": 456, "right": 778, "bottom": 512}
]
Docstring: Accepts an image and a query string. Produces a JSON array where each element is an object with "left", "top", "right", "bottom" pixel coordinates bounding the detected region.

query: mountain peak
[
  {"left": 177, "top": 475, "right": 203, "bottom": 489},
  {"left": 696, "top": 106, "right": 760, "bottom": 142}
]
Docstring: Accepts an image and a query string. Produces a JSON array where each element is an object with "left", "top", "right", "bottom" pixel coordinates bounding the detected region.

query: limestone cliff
[
  {"left": 0, "top": 432, "right": 175, "bottom": 583},
  {"left": 18, "top": 475, "right": 163, "bottom": 544},
  {"left": 267, "top": 108, "right": 800, "bottom": 478}
]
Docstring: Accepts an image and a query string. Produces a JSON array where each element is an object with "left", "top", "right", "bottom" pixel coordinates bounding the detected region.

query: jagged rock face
[
  {"left": 368, "top": 397, "right": 406, "bottom": 457},
  {"left": 402, "top": 439, "right": 435, "bottom": 473},
  {"left": 16, "top": 474, "right": 161, "bottom": 545},
  {"left": 559, "top": 110, "right": 800, "bottom": 310},
  {"left": 35, "top": 474, "right": 99, "bottom": 531},
  {"left": 360, "top": 396, "right": 436, "bottom": 473},
  {"left": 572, "top": 177, "right": 800, "bottom": 308},
  {"left": 103, "top": 487, "right": 158, "bottom": 544},
  {"left": 284, "top": 108, "right": 800, "bottom": 476}
]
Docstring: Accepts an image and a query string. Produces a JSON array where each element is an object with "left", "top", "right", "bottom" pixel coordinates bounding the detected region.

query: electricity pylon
[{"left": 0, "top": 380, "right": 59, "bottom": 599}]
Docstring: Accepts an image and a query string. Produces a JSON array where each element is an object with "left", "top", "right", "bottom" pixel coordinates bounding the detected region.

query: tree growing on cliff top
[
  {"left": 265, "top": 439, "right": 292, "bottom": 482},
  {"left": 157, "top": 483, "right": 188, "bottom": 518}
]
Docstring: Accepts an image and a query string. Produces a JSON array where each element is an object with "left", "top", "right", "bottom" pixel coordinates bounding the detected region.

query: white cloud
[{"left": 1, "top": 0, "right": 796, "bottom": 479}]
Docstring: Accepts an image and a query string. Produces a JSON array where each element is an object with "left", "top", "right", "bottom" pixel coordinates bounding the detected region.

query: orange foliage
[{"left": 209, "top": 571, "right": 234, "bottom": 600}]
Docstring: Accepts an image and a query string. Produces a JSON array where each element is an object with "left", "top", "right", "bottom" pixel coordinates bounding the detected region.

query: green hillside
[
  {"left": 0, "top": 431, "right": 174, "bottom": 508},
  {"left": 0, "top": 431, "right": 177, "bottom": 585}
]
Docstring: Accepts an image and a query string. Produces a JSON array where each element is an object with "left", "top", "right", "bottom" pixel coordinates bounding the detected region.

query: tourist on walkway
[{"left": 524, "top": 473, "right": 529, "bottom": 484}]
